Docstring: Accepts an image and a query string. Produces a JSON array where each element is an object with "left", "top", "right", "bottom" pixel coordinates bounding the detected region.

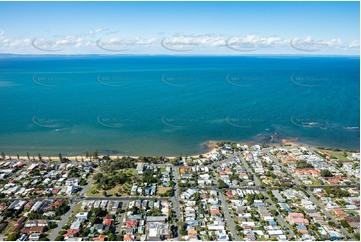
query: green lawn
[
  {"left": 328, "top": 152, "right": 349, "bottom": 161},
  {"left": 309, "top": 177, "right": 323, "bottom": 186},
  {"left": 1, "top": 221, "right": 15, "bottom": 235},
  {"left": 71, "top": 202, "right": 82, "bottom": 215},
  {"left": 85, "top": 168, "right": 136, "bottom": 197}
]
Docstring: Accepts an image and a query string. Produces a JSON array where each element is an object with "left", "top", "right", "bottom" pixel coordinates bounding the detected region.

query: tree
[
  {"left": 108, "top": 233, "right": 116, "bottom": 241},
  {"left": 217, "top": 179, "right": 229, "bottom": 189},
  {"left": 328, "top": 221, "right": 336, "bottom": 227},
  {"left": 296, "top": 161, "right": 313, "bottom": 168},
  {"left": 177, "top": 222, "right": 187, "bottom": 236},
  {"left": 55, "top": 235, "right": 64, "bottom": 241},
  {"left": 320, "top": 170, "right": 333, "bottom": 177},
  {"left": 93, "top": 173, "right": 103, "bottom": 183},
  {"left": 340, "top": 219, "right": 351, "bottom": 228},
  {"left": 93, "top": 150, "right": 98, "bottom": 159},
  {"left": 270, "top": 209, "right": 279, "bottom": 216},
  {"left": 7, "top": 231, "right": 20, "bottom": 241},
  {"left": 38, "top": 236, "right": 49, "bottom": 241}
]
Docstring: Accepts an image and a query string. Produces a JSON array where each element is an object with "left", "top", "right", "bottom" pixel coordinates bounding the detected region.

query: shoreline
[
  {"left": 2, "top": 139, "right": 359, "bottom": 162},
  {"left": 5, "top": 141, "right": 220, "bottom": 161}
]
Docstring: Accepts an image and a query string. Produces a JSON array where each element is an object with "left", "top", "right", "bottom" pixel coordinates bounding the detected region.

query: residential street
[
  {"left": 49, "top": 200, "right": 78, "bottom": 241},
  {"left": 214, "top": 177, "right": 241, "bottom": 241},
  {"left": 268, "top": 153, "right": 353, "bottom": 239}
]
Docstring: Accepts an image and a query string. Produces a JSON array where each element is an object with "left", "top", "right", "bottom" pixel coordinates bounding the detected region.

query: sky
[{"left": 0, "top": 1, "right": 359, "bottom": 55}]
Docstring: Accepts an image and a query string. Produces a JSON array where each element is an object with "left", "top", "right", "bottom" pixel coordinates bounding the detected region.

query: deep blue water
[{"left": 0, "top": 55, "right": 359, "bottom": 156}]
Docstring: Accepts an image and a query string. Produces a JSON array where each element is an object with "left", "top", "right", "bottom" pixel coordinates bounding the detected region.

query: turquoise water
[{"left": 0, "top": 55, "right": 359, "bottom": 156}]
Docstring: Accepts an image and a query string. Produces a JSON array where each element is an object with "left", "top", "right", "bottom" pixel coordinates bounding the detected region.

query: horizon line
[{"left": 0, "top": 53, "right": 359, "bottom": 58}]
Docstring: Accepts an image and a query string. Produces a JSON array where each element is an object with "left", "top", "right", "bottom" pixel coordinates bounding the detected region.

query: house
[
  {"left": 21, "top": 226, "right": 46, "bottom": 234},
  {"left": 136, "top": 163, "right": 145, "bottom": 174},
  {"left": 296, "top": 225, "right": 308, "bottom": 234},
  {"left": 0, "top": 203, "right": 7, "bottom": 211},
  {"left": 287, "top": 213, "right": 309, "bottom": 225},
  {"left": 272, "top": 190, "right": 286, "bottom": 203},
  {"left": 30, "top": 201, "right": 43, "bottom": 212},
  {"left": 103, "top": 214, "right": 113, "bottom": 226},
  {"left": 333, "top": 208, "right": 347, "bottom": 219},
  {"left": 66, "top": 185, "right": 76, "bottom": 195},
  {"left": 75, "top": 212, "right": 89, "bottom": 221},
  {"left": 326, "top": 176, "right": 348, "bottom": 185},
  {"left": 28, "top": 233, "right": 41, "bottom": 241},
  {"left": 146, "top": 216, "right": 167, "bottom": 223},
  {"left": 123, "top": 234, "right": 134, "bottom": 241},
  {"left": 24, "top": 201, "right": 34, "bottom": 211},
  {"left": 216, "top": 229, "right": 229, "bottom": 241},
  {"left": 70, "top": 220, "right": 81, "bottom": 230},
  {"left": 294, "top": 168, "right": 320, "bottom": 177},
  {"left": 328, "top": 231, "right": 344, "bottom": 240},
  {"left": 95, "top": 234, "right": 105, "bottom": 241},
  {"left": 52, "top": 199, "right": 64, "bottom": 208},
  {"left": 126, "top": 220, "right": 138, "bottom": 228},
  {"left": 95, "top": 224, "right": 104, "bottom": 234},
  {"left": 188, "top": 229, "right": 198, "bottom": 240},
  {"left": 64, "top": 229, "right": 79, "bottom": 238}
]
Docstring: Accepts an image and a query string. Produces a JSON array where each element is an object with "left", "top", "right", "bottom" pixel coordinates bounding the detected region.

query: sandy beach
[{"left": 8, "top": 141, "right": 220, "bottom": 162}]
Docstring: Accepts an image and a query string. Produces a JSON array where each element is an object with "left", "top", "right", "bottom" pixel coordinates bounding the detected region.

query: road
[
  {"left": 171, "top": 166, "right": 181, "bottom": 239},
  {"left": 308, "top": 192, "right": 352, "bottom": 239},
  {"left": 81, "top": 170, "right": 95, "bottom": 197},
  {"left": 116, "top": 201, "right": 129, "bottom": 235},
  {"left": 238, "top": 154, "right": 295, "bottom": 240},
  {"left": 265, "top": 195, "right": 296, "bottom": 239},
  {"left": 49, "top": 200, "right": 78, "bottom": 241},
  {"left": 214, "top": 177, "right": 241, "bottom": 241},
  {"left": 172, "top": 167, "right": 181, "bottom": 219},
  {"left": 268, "top": 152, "right": 353, "bottom": 239}
]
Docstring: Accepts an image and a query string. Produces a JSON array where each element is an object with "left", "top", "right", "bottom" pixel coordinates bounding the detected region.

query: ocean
[{"left": 0, "top": 55, "right": 359, "bottom": 156}]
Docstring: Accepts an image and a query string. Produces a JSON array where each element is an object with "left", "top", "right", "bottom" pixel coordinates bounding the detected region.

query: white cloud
[
  {"left": 347, "top": 40, "right": 359, "bottom": 48},
  {"left": 88, "top": 28, "right": 103, "bottom": 35},
  {"left": 0, "top": 30, "right": 358, "bottom": 54}
]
